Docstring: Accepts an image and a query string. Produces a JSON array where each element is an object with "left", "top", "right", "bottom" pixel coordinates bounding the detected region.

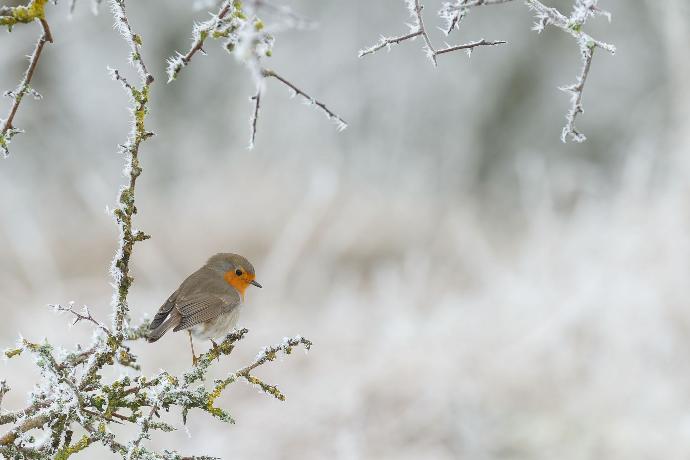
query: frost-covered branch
[
  {"left": 50, "top": 302, "right": 112, "bottom": 336},
  {"left": 205, "top": 334, "right": 313, "bottom": 405},
  {"left": 261, "top": 68, "right": 348, "bottom": 134},
  {"left": 412, "top": 0, "right": 437, "bottom": 65},
  {"left": 359, "top": 0, "right": 504, "bottom": 62},
  {"left": 1, "top": 4, "right": 312, "bottom": 455},
  {"left": 108, "top": 0, "right": 154, "bottom": 337},
  {"left": 0, "top": 0, "right": 53, "bottom": 158},
  {"left": 440, "top": 0, "right": 515, "bottom": 35},
  {"left": 526, "top": 0, "right": 615, "bottom": 142},
  {"left": 232, "top": 335, "right": 312, "bottom": 401},
  {"left": 0, "top": 325, "right": 310, "bottom": 458},
  {"left": 165, "top": 1, "right": 236, "bottom": 82},
  {"left": 362, "top": 0, "right": 615, "bottom": 142},
  {"left": 358, "top": 31, "right": 422, "bottom": 58},
  {"left": 167, "top": 0, "right": 346, "bottom": 149},
  {"left": 434, "top": 38, "right": 506, "bottom": 57}
]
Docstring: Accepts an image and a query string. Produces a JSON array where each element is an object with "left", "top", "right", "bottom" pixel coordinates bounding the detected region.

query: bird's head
[{"left": 206, "top": 253, "right": 262, "bottom": 295}]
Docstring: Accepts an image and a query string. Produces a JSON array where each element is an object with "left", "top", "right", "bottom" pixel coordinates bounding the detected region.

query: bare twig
[
  {"left": 358, "top": 31, "right": 422, "bottom": 58},
  {"left": 50, "top": 303, "right": 112, "bottom": 336},
  {"left": 358, "top": 0, "right": 430, "bottom": 60},
  {"left": 434, "top": 38, "right": 506, "bottom": 57},
  {"left": 249, "top": 88, "right": 261, "bottom": 149},
  {"left": 262, "top": 68, "right": 348, "bottom": 132},
  {"left": 359, "top": 0, "right": 503, "bottom": 63},
  {"left": 169, "top": 0, "right": 345, "bottom": 149},
  {"left": 559, "top": 44, "right": 594, "bottom": 142},
  {"left": 526, "top": 0, "right": 615, "bottom": 142},
  {"left": 413, "top": 0, "right": 437, "bottom": 65},
  {"left": 440, "top": 0, "right": 515, "bottom": 35},
  {"left": 0, "top": 15, "right": 52, "bottom": 158},
  {"left": 362, "top": 0, "right": 614, "bottom": 143}
]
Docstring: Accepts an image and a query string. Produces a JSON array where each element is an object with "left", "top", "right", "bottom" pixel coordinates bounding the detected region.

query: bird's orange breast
[{"left": 224, "top": 271, "right": 249, "bottom": 298}]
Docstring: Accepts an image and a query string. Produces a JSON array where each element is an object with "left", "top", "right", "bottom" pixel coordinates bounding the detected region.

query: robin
[{"left": 147, "top": 253, "right": 262, "bottom": 365}]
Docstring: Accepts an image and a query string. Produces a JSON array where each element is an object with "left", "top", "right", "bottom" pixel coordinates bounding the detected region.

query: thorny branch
[
  {"left": 50, "top": 302, "right": 112, "bottom": 336},
  {"left": 249, "top": 88, "right": 261, "bottom": 148},
  {"left": 527, "top": 0, "right": 615, "bottom": 142},
  {"left": 0, "top": 0, "right": 53, "bottom": 158},
  {"left": 108, "top": 0, "right": 154, "bottom": 338},
  {"left": 434, "top": 38, "right": 506, "bottom": 56},
  {"left": 358, "top": 0, "right": 505, "bottom": 62},
  {"left": 167, "top": 0, "right": 346, "bottom": 149},
  {"left": 440, "top": 0, "right": 515, "bottom": 35},
  {"left": 0, "top": 0, "right": 311, "bottom": 458},
  {"left": 361, "top": 0, "right": 615, "bottom": 142},
  {"left": 255, "top": 67, "right": 348, "bottom": 145},
  {"left": 1, "top": 325, "right": 308, "bottom": 458},
  {"left": 413, "top": 0, "right": 437, "bottom": 65},
  {"left": 165, "top": 0, "right": 235, "bottom": 82},
  {"left": 357, "top": 30, "right": 422, "bottom": 58}
]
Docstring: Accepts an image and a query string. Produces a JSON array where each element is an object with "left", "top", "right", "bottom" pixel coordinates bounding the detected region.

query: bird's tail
[{"left": 147, "top": 315, "right": 176, "bottom": 343}]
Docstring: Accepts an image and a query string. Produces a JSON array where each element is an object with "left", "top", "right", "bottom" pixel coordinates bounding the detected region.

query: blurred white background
[{"left": 1, "top": 0, "right": 690, "bottom": 458}]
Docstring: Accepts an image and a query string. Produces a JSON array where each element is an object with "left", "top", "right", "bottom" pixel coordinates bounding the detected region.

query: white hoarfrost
[{"left": 360, "top": 0, "right": 615, "bottom": 143}]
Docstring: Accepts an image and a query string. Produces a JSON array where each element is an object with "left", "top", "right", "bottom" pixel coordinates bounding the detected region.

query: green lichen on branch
[
  {"left": 0, "top": 324, "right": 311, "bottom": 458},
  {"left": 108, "top": 0, "right": 154, "bottom": 337},
  {"left": 4, "top": 348, "right": 22, "bottom": 359},
  {"left": 0, "top": 1, "right": 53, "bottom": 158},
  {"left": 0, "top": 0, "right": 47, "bottom": 29},
  {"left": 53, "top": 434, "right": 90, "bottom": 460},
  {"left": 0, "top": 2, "right": 312, "bottom": 457},
  {"left": 165, "top": 0, "right": 270, "bottom": 83},
  {"left": 166, "top": 0, "right": 345, "bottom": 149}
]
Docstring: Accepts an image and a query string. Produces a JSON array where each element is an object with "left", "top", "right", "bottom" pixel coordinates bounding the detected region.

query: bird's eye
[{"left": 235, "top": 269, "right": 243, "bottom": 276}]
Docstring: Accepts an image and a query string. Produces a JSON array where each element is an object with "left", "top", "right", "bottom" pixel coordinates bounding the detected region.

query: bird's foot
[{"left": 192, "top": 353, "right": 199, "bottom": 366}]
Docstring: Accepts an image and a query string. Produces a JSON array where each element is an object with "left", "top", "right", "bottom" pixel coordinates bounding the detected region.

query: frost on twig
[
  {"left": 0, "top": 0, "right": 53, "bottom": 158},
  {"left": 108, "top": 0, "right": 154, "bottom": 337},
  {"left": 0, "top": 0, "right": 312, "bottom": 458},
  {"left": 167, "top": 0, "right": 346, "bottom": 149},
  {"left": 358, "top": 0, "right": 505, "bottom": 62},
  {"left": 51, "top": 302, "right": 112, "bottom": 336},
  {"left": 260, "top": 68, "right": 348, "bottom": 136},
  {"left": 362, "top": 0, "right": 615, "bottom": 143},
  {"left": 525, "top": 0, "right": 615, "bottom": 142},
  {"left": 0, "top": 323, "right": 310, "bottom": 458},
  {"left": 439, "top": 0, "right": 515, "bottom": 36}
]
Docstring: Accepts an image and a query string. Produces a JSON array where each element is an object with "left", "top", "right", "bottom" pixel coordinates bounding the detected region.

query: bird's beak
[{"left": 251, "top": 280, "right": 263, "bottom": 288}]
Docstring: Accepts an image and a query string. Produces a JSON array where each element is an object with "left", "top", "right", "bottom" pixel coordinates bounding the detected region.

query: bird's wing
[
  {"left": 150, "top": 266, "right": 218, "bottom": 331},
  {"left": 149, "top": 288, "right": 179, "bottom": 330},
  {"left": 172, "top": 290, "right": 241, "bottom": 332}
]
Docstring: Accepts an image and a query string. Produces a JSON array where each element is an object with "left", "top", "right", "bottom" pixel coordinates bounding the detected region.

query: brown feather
[{"left": 148, "top": 254, "right": 251, "bottom": 341}]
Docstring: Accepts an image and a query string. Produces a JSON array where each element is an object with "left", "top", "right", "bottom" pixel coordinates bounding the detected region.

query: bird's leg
[{"left": 188, "top": 330, "right": 198, "bottom": 366}]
